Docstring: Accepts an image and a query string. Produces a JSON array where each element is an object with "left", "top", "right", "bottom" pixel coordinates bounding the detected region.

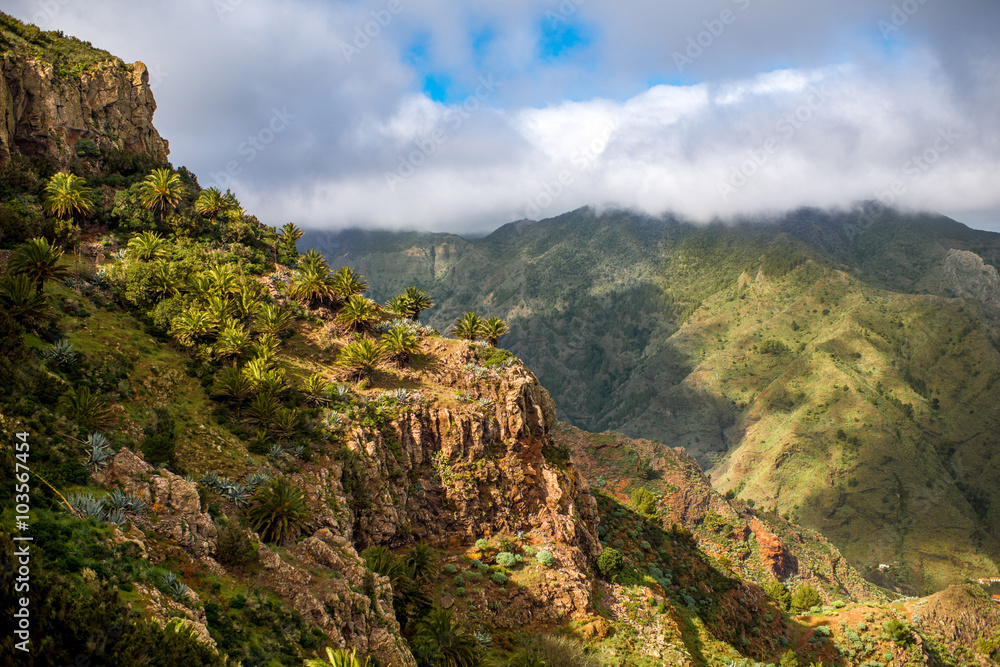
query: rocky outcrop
[
  {"left": 95, "top": 448, "right": 216, "bottom": 557},
  {"left": 933, "top": 249, "right": 1000, "bottom": 307},
  {"left": 0, "top": 53, "right": 168, "bottom": 165},
  {"left": 750, "top": 518, "right": 798, "bottom": 580}
]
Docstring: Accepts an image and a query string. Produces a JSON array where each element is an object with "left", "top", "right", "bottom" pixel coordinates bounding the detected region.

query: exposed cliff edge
[{"left": 0, "top": 52, "right": 168, "bottom": 165}]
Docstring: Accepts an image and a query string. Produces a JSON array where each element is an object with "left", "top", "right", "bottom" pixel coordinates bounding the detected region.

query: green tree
[
  {"left": 138, "top": 168, "right": 185, "bottom": 223},
  {"left": 7, "top": 237, "right": 70, "bottom": 294},
  {"left": 778, "top": 650, "right": 799, "bottom": 667},
  {"left": 790, "top": 584, "right": 821, "bottom": 613},
  {"left": 596, "top": 548, "right": 623, "bottom": 580},
  {"left": 337, "top": 338, "right": 385, "bottom": 381},
  {"left": 127, "top": 231, "right": 169, "bottom": 261},
  {"left": 411, "top": 606, "right": 482, "bottom": 667},
  {"left": 278, "top": 222, "right": 303, "bottom": 260},
  {"left": 882, "top": 618, "right": 911, "bottom": 645},
  {"left": 43, "top": 171, "right": 93, "bottom": 221},
  {"left": 393, "top": 286, "right": 435, "bottom": 321},
  {"left": 247, "top": 477, "right": 310, "bottom": 545},
  {"left": 306, "top": 648, "right": 372, "bottom": 667},
  {"left": 194, "top": 186, "right": 236, "bottom": 222},
  {"left": 764, "top": 580, "right": 791, "bottom": 612},
  {"left": 0, "top": 273, "right": 53, "bottom": 329},
  {"left": 479, "top": 316, "right": 509, "bottom": 346},
  {"left": 331, "top": 265, "right": 368, "bottom": 301},
  {"left": 336, "top": 294, "right": 381, "bottom": 333},
  {"left": 58, "top": 385, "right": 116, "bottom": 432},
  {"left": 380, "top": 325, "right": 420, "bottom": 367},
  {"left": 451, "top": 312, "right": 483, "bottom": 341}
]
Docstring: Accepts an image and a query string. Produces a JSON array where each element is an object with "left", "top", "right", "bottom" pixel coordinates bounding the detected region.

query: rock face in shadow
[{"left": 0, "top": 54, "right": 169, "bottom": 165}]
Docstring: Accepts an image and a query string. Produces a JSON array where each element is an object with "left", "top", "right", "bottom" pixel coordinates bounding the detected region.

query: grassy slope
[{"left": 310, "top": 207, "right": 1000, "bottom": 591}]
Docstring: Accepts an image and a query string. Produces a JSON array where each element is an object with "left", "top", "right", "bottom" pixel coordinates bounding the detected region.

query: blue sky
[{"left": 5, "top": 0, "right": 1000, "bottom": 232}]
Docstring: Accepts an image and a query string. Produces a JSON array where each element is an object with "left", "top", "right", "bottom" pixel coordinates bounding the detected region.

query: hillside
[
  {"left": 2, "top": 11, "right": 1000, "bottom": 666},
  {"left": 310, "top": 206, "right": 1000, "bottom": 592}
]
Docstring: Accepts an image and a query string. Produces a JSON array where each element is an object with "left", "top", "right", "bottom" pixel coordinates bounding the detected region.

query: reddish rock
[{"left": 750, "top": 518, "right": 798, "bottom": 580}]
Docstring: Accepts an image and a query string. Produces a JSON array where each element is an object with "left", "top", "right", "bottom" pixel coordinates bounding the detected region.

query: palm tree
[
  {"left": 278, "top": 222, "right": 303, "bottom": 259},
  {"left": 330, "top": 266, "right": 368, "bottom": 301},
  {"left": 479, "top": 317, "right": 509, "bottom": 347},
  {"left": 58, "top": 385, "right": 116, "bottom": 432},
  {"left": 411, "top": 606, "right": 482, "bottom": 667},
  {"left": 336, "top": 338, "right": 385, "bottom": 381},
  {"left": 336, "top": 294, "right": 381, "bottom": 334},
  {"left": 194, "top": 187, "right": 236, "bottom": 222},
  {"left": 298, "top": 249, "right": 330, "bottom": 274},
  {"left": 170, "top": 309, "right": 215, "bottom": 347},
  {"left": 247, "top": 477, "right": 310, "bottom": 545},
  {"left": 451, "top": 312, "right": 483, "bottom": 341},
  {"left": 138, "top": 168, "right": 185, "bottom": 223},
  {"left": 206, "top": 265, "right": 240, "bottom": 295},
  {"left": 211, "top": 365, "right": 254, "bottom": 405},
  {"left": 254, "top": 303, "right": 293, "bottom": 336},
  {"left": 215, "top": 322, "right": 251, "bottom": 360},
  {"left": 0, "top": 274, "right": 53, "bottom": 330},
  {"left": 399, "top": 286, "right": 434, "bottom": 321},
  {"left": 301, "top": 374, "right": 331, "bottom": 406},
  {"left": 290, "top": 266, "right": 335, "bottom": 309},
  {"left": 127, "top": 231, "right": 168, "bottom": 261},
  {"left": 44, "top": 171, "right": 94, "bottom": 221},
  {"left": 380, "top": 325, "right": 420, "bottom": 367},
  {"left": 148, "top": 261, "right": 180, "bottom": 298},
  {"left": 7, "top": 237, "right": 70, "bottom": 295},
  {"left": 306, "top": 648, "right": 372, "bottom": 667}
]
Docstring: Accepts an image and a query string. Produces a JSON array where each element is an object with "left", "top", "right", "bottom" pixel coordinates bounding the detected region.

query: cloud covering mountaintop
[{"left": 8, "top": 0, "right": 1000, "bottom": 232}]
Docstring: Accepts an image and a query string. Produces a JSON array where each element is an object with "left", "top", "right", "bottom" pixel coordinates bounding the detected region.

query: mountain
[
  {"left": 307, "top": 206, "right": 1000, "bottom": 592},
  {"left": 3, "top": 11, "right": 1000, "bottom": 665}
]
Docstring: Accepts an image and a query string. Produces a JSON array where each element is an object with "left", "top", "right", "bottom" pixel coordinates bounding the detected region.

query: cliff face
[{"left": 0, "top": 53, "right": 168, "bottom": 165}]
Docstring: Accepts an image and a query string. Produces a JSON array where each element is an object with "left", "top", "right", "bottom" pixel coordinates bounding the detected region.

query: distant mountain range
[{"left": 305, "top": 205, "right": 1000, "bottom": 591}]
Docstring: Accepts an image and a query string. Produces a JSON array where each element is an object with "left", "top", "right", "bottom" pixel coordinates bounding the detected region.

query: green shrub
[
  {"left": 535, "top": 550, "right": 555, "bottom": 567},
  {"left": 454, "top": 575, "right": 465, "bottom": 586},
  {"left": 596, "top": 548, "right": 623, "bottom": 579},
  {"left": 215, "top": 522, "right": 259, "bottom": 568},
  {"left": 443, "top": 563, "right": 458, "bottom": 574},
  {"left": 455, "top": 587, "right": 466, "bottom": 596},
  {"left": 475, "top": 538, "right": 490, "bottom": 551},
  {"left": 490, "top": 572, "right": 508, "bottom": 585},
  {"left": 882, "top": 619, "right": 911, "bottom": 644},
  {"left": 496, "top": 552, "right": 517, "bottom": 568},
  {"left": 521, "top": 545, "right": 536, "bottom": 557},
  {"left": 790, "top": 584, "right": 821, "bottom": 612}
]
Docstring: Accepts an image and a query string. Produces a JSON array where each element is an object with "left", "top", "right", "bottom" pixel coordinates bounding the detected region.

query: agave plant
[
  {"left": 168, "top": 580, "right": 193, "bottom": 601},
  {"left": 201, "top": 471, "right": 221, "bottom": 489},
  {"left": 106, "top": 488, "right": 148, "bottom": 514},
  {"left": 41, "top": 339, "right": 79, "bottom": 367},
  {"left": 66, "top": 491, "right": 106, "bottom": 519},
  {"left": 85, "top": 432, "right": 115, "bottom": 470},
  {"left": 105, "top": 507, "right": 127, "bottom": 525},
  {"left": 244, "top": 472, "right": 271, "bottom": 491},
  {"left": 221, "top": 483, "right": 251, "bottom": 508}
]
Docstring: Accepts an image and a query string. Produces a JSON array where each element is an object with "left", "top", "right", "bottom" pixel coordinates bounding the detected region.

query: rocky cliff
[{"left": 0, "top": 53, "right": 168, "bottom": 165}]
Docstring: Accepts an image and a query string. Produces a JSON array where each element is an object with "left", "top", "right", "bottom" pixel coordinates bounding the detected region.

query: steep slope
[{"left": 311, "top": 206, "right": 1000, "bottom": 591}]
